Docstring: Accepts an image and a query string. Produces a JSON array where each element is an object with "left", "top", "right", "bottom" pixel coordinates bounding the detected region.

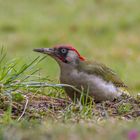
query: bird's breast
[{"left": 60, "top": 69, "right": 121, "bottom": 101}]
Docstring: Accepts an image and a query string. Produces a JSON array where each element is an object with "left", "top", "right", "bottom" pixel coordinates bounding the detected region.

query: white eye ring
[{"left": 61, "top": 49, "right": 67, "bottom": 53}]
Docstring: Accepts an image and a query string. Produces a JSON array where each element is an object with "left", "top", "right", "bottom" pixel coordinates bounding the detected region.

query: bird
[{"left": 33, "top": 45, "right": 129, "bottom": 103}]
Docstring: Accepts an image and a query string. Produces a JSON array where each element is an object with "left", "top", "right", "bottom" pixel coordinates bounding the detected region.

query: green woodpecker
[{"left": 34, "top": 45, "right": 129, "bottom": 102}]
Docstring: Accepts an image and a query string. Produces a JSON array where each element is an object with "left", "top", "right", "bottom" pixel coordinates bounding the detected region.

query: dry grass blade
[{"left": 17, "top": 95, "right": 28, "bottom": 121}]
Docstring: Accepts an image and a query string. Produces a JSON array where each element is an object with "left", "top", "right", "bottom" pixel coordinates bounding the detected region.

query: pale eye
[{"left": 61, "top": 48, "right": 67, "bottom": 54}]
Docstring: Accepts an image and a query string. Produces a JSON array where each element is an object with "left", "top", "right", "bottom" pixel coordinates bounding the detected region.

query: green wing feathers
[{"left": 78, "top": 61, "right": 127, "bottom": 88}]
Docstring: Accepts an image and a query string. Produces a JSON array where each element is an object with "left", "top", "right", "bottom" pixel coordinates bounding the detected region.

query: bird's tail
[{"left": 118, "top": 87, "right": 130, "bottom": 96}]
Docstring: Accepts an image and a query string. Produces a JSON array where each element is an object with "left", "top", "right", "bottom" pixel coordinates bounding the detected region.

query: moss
[
  {"left": 12, "top": 92, "right": 24, "bottom": 102},
  {"left": 117, "top": 103, "right": 133, "bottom": 115}
]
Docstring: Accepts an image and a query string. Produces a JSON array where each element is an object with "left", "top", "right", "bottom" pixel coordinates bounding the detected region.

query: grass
[
  {"left": 0, "top": 0, "right": 140, "bottom": 139},
  {"left": 0, "top": 120, "right": 139, "bottom": 140}
]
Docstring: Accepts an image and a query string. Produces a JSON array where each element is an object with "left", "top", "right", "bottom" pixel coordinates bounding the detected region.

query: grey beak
[{"left": 33, "top": 48, "right": 55, "bottom": 54}]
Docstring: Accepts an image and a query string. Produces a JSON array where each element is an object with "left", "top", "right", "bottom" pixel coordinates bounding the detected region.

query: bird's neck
[
  {"left": 54, "top": 57, "right": 81, "bottom": 78},
  {"left": 59, "top": 62, "right": 75, "bottom": 75}
]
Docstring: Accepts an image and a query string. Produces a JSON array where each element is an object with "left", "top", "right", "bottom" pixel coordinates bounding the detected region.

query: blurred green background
[{"left": 0, "top": 0, "right": 140, "bottom": 93}]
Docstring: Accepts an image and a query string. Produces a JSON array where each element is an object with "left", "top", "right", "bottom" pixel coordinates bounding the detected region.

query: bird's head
[{"left": 34, "top": 45, "right": 85, "bottom": 66}]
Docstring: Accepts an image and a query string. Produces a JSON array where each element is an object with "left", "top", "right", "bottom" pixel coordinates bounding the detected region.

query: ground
[{"left": 0, "top": 0, "right": 140, "bottom": 140}]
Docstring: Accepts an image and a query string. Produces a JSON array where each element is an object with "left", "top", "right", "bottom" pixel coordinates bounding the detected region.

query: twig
[{"left": 17, "top": 95, "right": 28, "bottom": 121}]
